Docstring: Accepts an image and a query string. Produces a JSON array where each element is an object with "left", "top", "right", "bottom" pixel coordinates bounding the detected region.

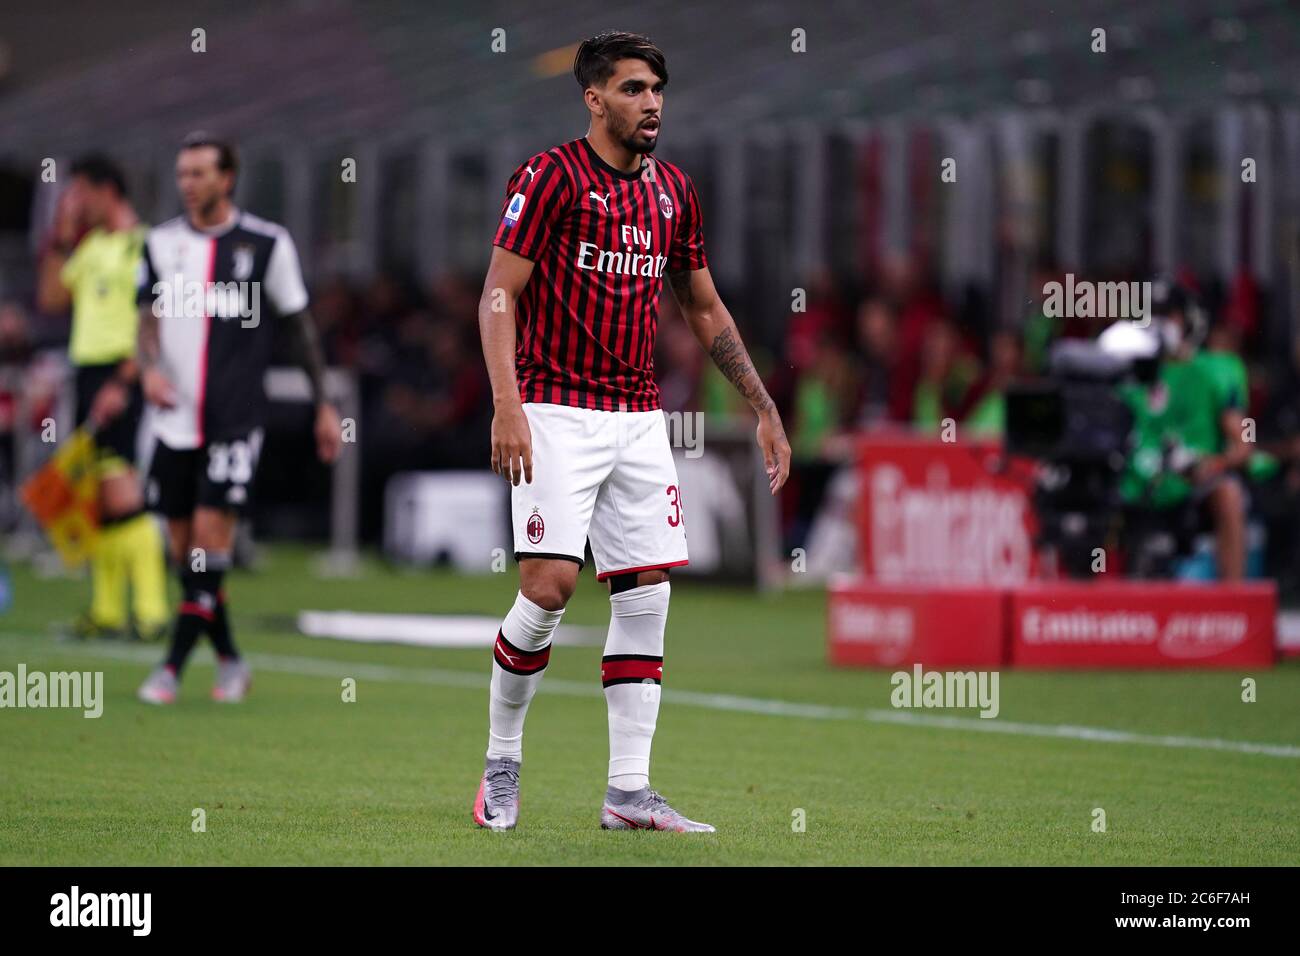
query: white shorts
[{"left": 512, "top": 403, "right": 688, "bottom": 581}]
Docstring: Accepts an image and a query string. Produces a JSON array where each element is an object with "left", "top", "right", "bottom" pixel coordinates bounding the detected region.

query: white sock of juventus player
[
  {"left": 486, "top": 592, "right": 565, "bottom": 761},
  {"left": 602, "top": 581, "right": 670, "bottom": 792}
]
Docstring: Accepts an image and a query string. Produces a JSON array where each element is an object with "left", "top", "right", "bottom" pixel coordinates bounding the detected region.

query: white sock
[
  {"left": 602, "top": 581, "right": 670, "bottom": 790},
  {"left": 486, "top": 591, "right": 564, "bottom": 761}
]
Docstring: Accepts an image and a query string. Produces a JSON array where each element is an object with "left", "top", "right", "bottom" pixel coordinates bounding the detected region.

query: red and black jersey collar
[{"left": 579, "top": 136, "right": 649, "bottom": 182}]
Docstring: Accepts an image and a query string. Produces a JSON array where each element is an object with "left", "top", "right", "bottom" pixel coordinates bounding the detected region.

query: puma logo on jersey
[
  {"left": 589, "top": 191, "right": 611, "bottom": 213},
  {"left": 524, "top": 165, "right": 538, "bottom": 181}
]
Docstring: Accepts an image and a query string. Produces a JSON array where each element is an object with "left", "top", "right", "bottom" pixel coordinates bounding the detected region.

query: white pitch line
[{"left": 4, "top": 633, "right": 1299, "bottom": 759}]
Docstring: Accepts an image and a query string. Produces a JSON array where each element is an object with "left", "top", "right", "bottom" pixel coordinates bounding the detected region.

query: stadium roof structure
[{"left": 0, "top": 0, "right": 1297, "bottom": 163}]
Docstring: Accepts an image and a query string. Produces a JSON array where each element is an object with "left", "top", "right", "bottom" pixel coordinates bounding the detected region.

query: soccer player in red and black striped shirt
[{"left": 472, "top": 32, "right": 791, "bottom": 832}]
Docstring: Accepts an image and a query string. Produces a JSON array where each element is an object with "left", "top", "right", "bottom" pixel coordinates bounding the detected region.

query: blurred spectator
[
  {"left": 1250, "top": 360, "right": 1300, "bottom": 595},
  {"left": 312, "top": 275, "right": 361, "bottom": 368},
  {"left": 880, "top": 253, "right": 949, "bottom": 420},
  {"left": 428, "top": 273, "right": 482, "bottom": 342},
  {"left": 790, "top": 327, "right": 856, "bottom": 461},
  {"left": 0, "top": 302, "right": 33, "bottom": 501},
  {"left": 954, "top": 329, "right": 1024, "bottom": 437},
  {"left": 849, "top": 292, "right": 905, "bottom": 427},
  {"left": 352, "top": 273, "right": 415, "bottom": 379},
  {"left": 0, "top": 301, "right": 62, "bottom": 531},
  {"left": 911, "top": 317, "right": 981, "bottom": 434},
  {"left": 1222, "top": 266, "right": 1260, "bottom": 345},
  {"left": 1117, "top": 295, "right": 1250, "bottom": 580},
  {"left": 786, "top": 268, "right": 849, "bottom": 372}
]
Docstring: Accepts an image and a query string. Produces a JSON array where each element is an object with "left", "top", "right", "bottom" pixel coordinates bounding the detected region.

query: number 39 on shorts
[{"left": 667, "top": 484, "right": 683, "bottom": 527}]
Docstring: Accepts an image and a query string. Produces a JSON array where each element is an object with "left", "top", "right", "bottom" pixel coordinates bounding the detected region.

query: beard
[{"left": 610, "top": 109, "right": 659, "bottom": 155}]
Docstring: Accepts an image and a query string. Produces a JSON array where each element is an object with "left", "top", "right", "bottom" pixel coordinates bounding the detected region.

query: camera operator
[{"left": 1111, "top": 282, "right": 1249, "bottom": 580}]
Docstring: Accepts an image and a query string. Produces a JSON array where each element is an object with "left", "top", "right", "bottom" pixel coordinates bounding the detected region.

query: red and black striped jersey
[{"left": 491, "top": 137, "right": 707, "bottom": 412}]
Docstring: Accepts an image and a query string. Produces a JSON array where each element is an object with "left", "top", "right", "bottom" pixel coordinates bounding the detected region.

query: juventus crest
[{"left": 232, "top": 243, "right": 255, "bottom": 281}]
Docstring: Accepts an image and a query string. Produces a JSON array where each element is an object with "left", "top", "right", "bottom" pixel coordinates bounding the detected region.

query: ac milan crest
[
  {"left": 658, "top": 191, "right": 674, "bottom": 219},
  {"left": 526, "top": 509, "right": 545, "bottom": 544}
]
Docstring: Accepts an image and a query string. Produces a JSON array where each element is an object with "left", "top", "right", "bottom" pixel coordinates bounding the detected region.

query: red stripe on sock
[
  {"left": 494, "top": 631, "right": 550, "bottom": 674},
  {"left": 178, "top": 601, "right": 215, "bottom": 622},
  {"left": 600, "top": 656, "right": 663, "bottom": 685}
]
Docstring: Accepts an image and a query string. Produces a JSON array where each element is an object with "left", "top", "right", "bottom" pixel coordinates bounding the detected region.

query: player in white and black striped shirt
[{"left": 136, "top": 132, "right": 343, "bottom": 705}]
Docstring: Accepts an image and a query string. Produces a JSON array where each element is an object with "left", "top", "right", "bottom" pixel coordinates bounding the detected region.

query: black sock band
[
  {"left": 165, "top": 568, "right": 218, "bottom": 675},
  {"left": 195, "top": 552, "right": 236, "bottom": 660},
  {"left": 209, "top": 586, "right": 237, "bottom": 660}
]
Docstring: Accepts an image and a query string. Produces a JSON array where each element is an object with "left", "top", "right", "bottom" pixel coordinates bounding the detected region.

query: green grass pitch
[{"left": 1, "top": 547, "right": 1297, "bottom": 865}]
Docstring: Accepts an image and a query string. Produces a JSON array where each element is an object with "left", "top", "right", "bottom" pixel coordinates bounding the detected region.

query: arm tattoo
[
  {"left": 709, "top": 325, "right": 773, "bottom": 413},
  {"left": 286, "top": 308, "right": 328, "bottom": 405}
]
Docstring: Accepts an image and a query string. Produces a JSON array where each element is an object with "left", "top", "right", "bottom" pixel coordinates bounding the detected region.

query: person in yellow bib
[{"left": 37, "top": 155, "right": 168, "bottom": 640}]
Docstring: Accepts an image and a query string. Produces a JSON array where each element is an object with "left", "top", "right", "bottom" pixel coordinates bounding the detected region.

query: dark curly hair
[{"left": 573, "top": 31, "right": 667, "bottom": 90}]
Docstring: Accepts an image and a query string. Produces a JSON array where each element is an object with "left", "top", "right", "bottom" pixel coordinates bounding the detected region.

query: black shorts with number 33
[{"left": 146, "top": 429, "right": 264, "bottom": 518}]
